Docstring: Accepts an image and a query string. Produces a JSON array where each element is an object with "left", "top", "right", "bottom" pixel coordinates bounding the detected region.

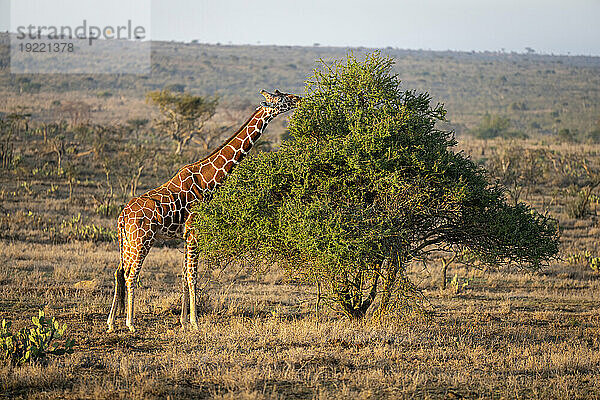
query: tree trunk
[
  {"left": 441, "top": 253, "right": 457, "bottom": 290},
  {"left": 55, "top": 151, "right": 62, "bottom": 173},
  {"left": 338, "top": 273, "right": 379, "bottom": 320},
  {"left": 442, "top": 261, "right": 448, "bottom": 290},
  {"left": 130, "top": 165, "right": 144, "bottom": 197}
]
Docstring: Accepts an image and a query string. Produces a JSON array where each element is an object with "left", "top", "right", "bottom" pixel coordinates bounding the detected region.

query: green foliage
[
  {"left": 566, "top": 251, "right": 600, "bottom": 273},
  {"left": 94, "top": 203, "right": 122, "bottom": 218},
  {"left": 96, "top": 91, "right": 113, "bottom": 98},
  {"left": 471, "top": 113, "right": 526, "bottom": 139},
  {"left": 1, "top": 310, "right": 74, "bottom": 365},
  {"left": 58, "top": 213, "right": 117, "bottom": 242},
  {"left": 566, "top": 188, "right": 592, "bottom": 219},
  {"left": 2, "top": 35, "right": 600, "bottom": 138},
  {"left": 591, "top": 257, "right": 600, "bottom": 273},
  {"left": 450, "top": 273, "right": 472, "bottom": 294},
  {"left": 193, "top": 52, "right": 559, "bottom": 319}
]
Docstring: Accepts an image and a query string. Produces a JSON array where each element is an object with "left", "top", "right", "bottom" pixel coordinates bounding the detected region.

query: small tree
[
  {"left": 125, "top": 118, "right": 149, "bottom": 141},
  {"left": 544, "top": 151, "right": 600, "bottom": 218},
  {"left": 58, "top": 101, "right": 91, "bottom": 128},
  {"left": 64, "top": 161, "right": 80, "bottom": 203},
  {"left": 0, "top": 117, "right": 15, "bottom": 169},
  {"left": 146, "top": 89, "right": 218, "bottom": 154},
  {"left": 192, "top": 53, "right": 559, "bottom": 319},
  {"left": 487, "top": 145, "right": 545, "bottom": 205},
  {"left": 5, "top": 107, "right": 31, "bottom": 136},
  {"left": 115, "top": 143, "right": 149, "bottom": 198}
]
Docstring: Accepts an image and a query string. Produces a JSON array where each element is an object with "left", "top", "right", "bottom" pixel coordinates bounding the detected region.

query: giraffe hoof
[
  {"left": 127, "top": 325, "right": 136, "bottom": 333},
  {"left": 107, "top": 326, "right": 114, "bottom": 333},
  {"left": 191, "top": 323, "right": 199, "bottom": 331}
]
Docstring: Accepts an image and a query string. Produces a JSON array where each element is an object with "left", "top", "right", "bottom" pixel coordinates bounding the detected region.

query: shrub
[
  {"left": 192, "top": 53, "right": 560, "bottom": 319},
  {"left": 96, "top": 91, "right": 113, "bottom": 98},
  {"left": 558, "top": 128, "right": 576, "bottom": 142},
  {"left": 58, "top": 214, "right": 116, "bottom": 242},
  {"left": 94, "top": 203, "right": 122, "bottom": 218},
  {"left": 591, "top": 257, "right": 600, "bottom": 273},
  {"left": 565, "top": 251, "right": 600, "bottom": 273},
  {"left": 566, "top": 188, "right": 592, "bottom": 219},
  {"left": 588, "top": 119, "right": 600, "bottom": 143},
  {"left": 509, "top": 101, "right": 528, "bottom": 111},
  {"left": 1, "top": 310, "right": 74, "bottom": 365},
  {"left": 471, "top": 113, "right": 526, "bottom": 139}
]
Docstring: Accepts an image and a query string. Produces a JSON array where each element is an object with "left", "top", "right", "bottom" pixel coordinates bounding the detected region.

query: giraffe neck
[{"left": 191, "top": 107, "right": 274, "bottom": 191}]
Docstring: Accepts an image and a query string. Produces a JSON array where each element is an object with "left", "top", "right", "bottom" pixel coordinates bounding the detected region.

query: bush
[
  {"left": 486, "top": 145, "right": 545, "bottom": 205},
  {"left": 1, "top": 310, "right": 74, "bottom": 365},
  {"left": 566, "top": 188, "right": 593, "bottom": 219},
  {"left": 566, "top": 251, "right": 600, "bottom": 273},
  {"left": 192, "top": 53, "right": 560, "bottom": 319},
  {"left": 471, "top": 113, "right": 526, "bottom": 139},
  {"left": 558, "top": 128, "right": 577, "bottom": 143},
  {"left": 58, "top": 214, "right": 117, "bottom": 242},
  {"left": 588, "top": 119, "right": 600, "bottom": 143}
]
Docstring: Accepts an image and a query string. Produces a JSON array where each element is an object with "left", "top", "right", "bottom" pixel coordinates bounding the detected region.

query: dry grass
[
  {"left": 1, "top": 224, "right": 599, "bottom": 399},
  {"left": 1, "top": 114, "right": 600, "bottom": 398}
]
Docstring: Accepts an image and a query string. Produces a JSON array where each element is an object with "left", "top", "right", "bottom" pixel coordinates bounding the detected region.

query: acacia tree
[
  {"left": 192, "top": 53, "right": 559, "bottom": 319},
  {"left": 146, "top": 89, "right": 218, "bottom": 154}
]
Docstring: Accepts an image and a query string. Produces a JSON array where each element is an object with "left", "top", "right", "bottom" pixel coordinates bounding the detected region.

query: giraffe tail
[{"left": 116, "top": 218, "right": 126, "bottom": 315}]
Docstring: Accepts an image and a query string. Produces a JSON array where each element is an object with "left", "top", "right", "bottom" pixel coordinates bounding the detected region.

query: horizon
[
  {"left": 1, "top": 0, "right": 599, "bottom": 57},
  {"left": 2, "top": 31, "right": 599, "bottom": 60}
]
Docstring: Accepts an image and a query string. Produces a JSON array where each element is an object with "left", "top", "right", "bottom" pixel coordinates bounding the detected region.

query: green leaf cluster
[
  {"left": 1, "top": 310, "right": 74, "bottom": 365},
  {"left": 192, "top": 52, "right": 559, "bottom": 318}
]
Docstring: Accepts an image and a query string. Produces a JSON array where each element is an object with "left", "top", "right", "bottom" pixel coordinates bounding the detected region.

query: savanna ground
[
  {"left": 1, "top": 41, "right": 600, "bottom": 398},
  {"left": 1, "top": 137, "right": 599, "bottom": 399}
]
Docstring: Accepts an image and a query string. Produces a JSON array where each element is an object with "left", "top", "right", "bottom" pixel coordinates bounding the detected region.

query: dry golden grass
[
  {"left": 1, "top": 120, "right": 600, "bottom": 398},
  {"left": 1, "top": 217, "right": 599, "bottom": 399}
]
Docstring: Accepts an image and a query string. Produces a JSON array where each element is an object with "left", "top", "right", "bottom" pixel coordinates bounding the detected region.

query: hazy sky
[{"left": 2, "top": 0, "right": 599, "bottom": 56}]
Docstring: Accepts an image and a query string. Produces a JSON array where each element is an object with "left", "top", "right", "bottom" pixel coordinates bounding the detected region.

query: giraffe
[{"left": 107, "top": 89, "right": 302, "bottom": 333}]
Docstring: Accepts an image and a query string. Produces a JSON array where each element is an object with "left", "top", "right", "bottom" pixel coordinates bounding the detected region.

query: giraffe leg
[
  {"left": 125, "top": 280, "right": 136, "bottom": 333},
  {"left": 107, "top": 267, "right": 125, "bottom": 332},
  {"left": 186, "top": 233, "right": 200, "bottom": 331},
  {"left": 125, "top": 245, "right": 151, "bottom": 333},
  {"left": 180, "top": 247, "right": 190, "bottom": 328}
]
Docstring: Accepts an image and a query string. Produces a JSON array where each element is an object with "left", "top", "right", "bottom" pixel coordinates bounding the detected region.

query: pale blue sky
[{"left": 2, "top": 0, "right": 599, "bottom": 55}]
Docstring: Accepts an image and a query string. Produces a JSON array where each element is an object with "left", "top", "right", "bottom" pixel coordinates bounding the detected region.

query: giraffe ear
[{"left": 274, "top": 89, "right": 282, "bottom": 95}]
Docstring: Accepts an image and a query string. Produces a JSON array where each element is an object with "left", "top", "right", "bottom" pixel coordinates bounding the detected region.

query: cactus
[
  {"left": 590, "top": 257, "right": 600, "bottom": 273},
  {"left": 0, "top": 310, "right": 74, "bottom": 365},
  {"left": 565, "top": 251, "right": 600, "bottom": 273},
  {"left": 450, "top": 274, "right": 472, "bottom": 294}
]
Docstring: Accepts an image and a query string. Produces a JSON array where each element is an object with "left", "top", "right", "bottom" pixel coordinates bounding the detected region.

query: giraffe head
[{"left": 259, "top": 89, "right": 302, "bottom": 116}]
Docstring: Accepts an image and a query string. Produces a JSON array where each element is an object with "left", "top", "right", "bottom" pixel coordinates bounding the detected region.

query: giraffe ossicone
[{"left": 107, "top": 89, "right": 301, "bottom": 333}]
